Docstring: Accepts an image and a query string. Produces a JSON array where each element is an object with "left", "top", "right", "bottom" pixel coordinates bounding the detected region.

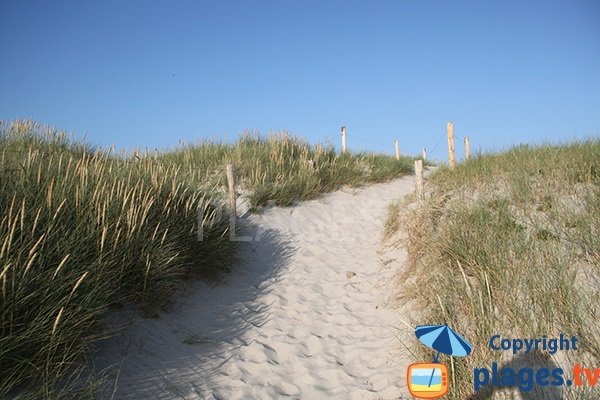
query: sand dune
[{"left": 97, "top": 176, "right": 415, "bottom": 399}]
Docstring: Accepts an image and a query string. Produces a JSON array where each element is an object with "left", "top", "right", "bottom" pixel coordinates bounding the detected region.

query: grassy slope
[
  {"left": 160, "top": 132, "right": 415, "bottom": 211},
  {"left": 0, "top": 120, "right": 234, "bottom": 398},
  {"left": 0, "top": 120, "right": 413, "bottom": 398},
  {"left": 387, "top": 140, "right": 600, "bottom": 399}
]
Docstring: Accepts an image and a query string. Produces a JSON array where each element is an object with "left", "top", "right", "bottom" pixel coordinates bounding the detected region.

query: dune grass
[
  {"left": 160, "top": 132, "right": 415, "bottom": 211},
  {"left": 1, "top": 119, "right": 413, "bottom": 398},
  {"left": 0, "top": 121, "right": 230, "bottom": 398},
  {"left": 387, "top": 140, "right": 600, "bottom": 399}
]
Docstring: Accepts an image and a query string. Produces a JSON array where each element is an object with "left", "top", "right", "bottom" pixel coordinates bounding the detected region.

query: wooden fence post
[
  {"left": 394, "top": 139, "right": 400, "bottom": 160},
  {"left": 447, "top": 122, "right": 455, "bottom": 169},
  {"left": 465, "top": 136, "right": 470, "bottom": 161},
  {"left": 226, "top": 164, "right": 236, "bottom": 224},
  {"left": 341, "top": 126, "right": 347, "bottom": 154},
  {"left": 415, "top": 159, "right": 424, "bottom": 201},
  {"left": 422, "top": 147, "right": 427, "bottom": 161}
]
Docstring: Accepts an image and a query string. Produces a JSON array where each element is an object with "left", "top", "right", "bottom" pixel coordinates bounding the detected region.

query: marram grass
[
  {"left": 160, "top": 131, "right": 415, "bottom": 211},
  {"left": 387, "top": 139, "right": 600, "bottom": 400},
  {"left": 1, "top": 119, "right": 413, "bottom": 398},
  {"left": 0, "top": 120, "right": 232, "bottom": 398}
]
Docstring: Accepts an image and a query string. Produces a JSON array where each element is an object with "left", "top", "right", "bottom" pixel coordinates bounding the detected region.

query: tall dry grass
[
  {"left": 0, "top": 120, "right": 233, "bottom": 398},
  {"left": 161, "top": 132, "right": 415, "bottom": 211},
  {"left": 387, "top": 140, "right": 600, "bottom": 399}
]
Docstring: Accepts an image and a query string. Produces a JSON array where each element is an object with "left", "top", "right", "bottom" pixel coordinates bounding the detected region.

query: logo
[
  {"left": 473, "top": 334, "right": 599, "bottom": 394},
  {"left": 407, "top": 324, "right": 473, "bottom": 399},
  {"left": 407, "top": 330, "right": 599, "bottom": 398},
  {"left": 407, "top": 363, "right": 448, "bottom": 398}
]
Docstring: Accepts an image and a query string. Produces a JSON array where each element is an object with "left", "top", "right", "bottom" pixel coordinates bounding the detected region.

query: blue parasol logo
[
  {"left": 407, "top": 324, "right": 473, "bottom": 399},
  {"left": 415, "top": 324, "right": 473, "bottom": 362}
]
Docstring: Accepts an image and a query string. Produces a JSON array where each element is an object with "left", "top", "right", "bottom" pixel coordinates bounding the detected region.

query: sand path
[{"left": 99, "top": 176, "right": 414, "bottom": 399}]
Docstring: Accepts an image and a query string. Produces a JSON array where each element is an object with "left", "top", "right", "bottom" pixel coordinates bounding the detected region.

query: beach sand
[{"left": 96, "top": 176, "right": 415, "bottom": 399}]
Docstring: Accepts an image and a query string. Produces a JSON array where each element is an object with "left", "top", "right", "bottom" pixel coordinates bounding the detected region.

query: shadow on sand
[{"left": 94, "top": 217, "right": 295, "bottom": 399}]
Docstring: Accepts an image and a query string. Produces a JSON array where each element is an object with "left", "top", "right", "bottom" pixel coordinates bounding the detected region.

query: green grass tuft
[
  {"left": 0, "top": 120, "right": 233, "bottom": 398},
  {"left": 387, "top": 139, "right": 600, "bottom": 399}
]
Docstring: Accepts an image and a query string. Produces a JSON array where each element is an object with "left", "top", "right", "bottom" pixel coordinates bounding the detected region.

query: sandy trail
[{"left": 98, "top": 176, "right": 415, "bottom": 399}]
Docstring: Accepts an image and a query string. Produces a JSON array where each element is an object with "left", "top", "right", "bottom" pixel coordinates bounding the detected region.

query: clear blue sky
[{"left": 1, "top": 0, "right": 599, "bottom": 160}]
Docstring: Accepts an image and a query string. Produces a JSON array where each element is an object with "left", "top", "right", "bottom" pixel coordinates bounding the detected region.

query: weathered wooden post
[
  {"left": 465, "top": 136, "right": 470, "bottom": 161},
  {"left": 394, "top": 139, "right": 400, "bottom": 160},
  {"left": 447, "top": 122, "right": 455, "bottom": 169},
  {"left": 415, "top": 159, "right": 424, "bottom": 201},
  {"left": 226, "top": 164, "right": 236, "bottom": 224},
  {"left": 341, "top": 126, "right": 347, "bottom": 154}
]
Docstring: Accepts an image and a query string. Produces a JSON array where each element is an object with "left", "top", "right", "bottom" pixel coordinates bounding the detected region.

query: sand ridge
[{"left": 98, "top": 176, "right": 415, "bottom": 399}]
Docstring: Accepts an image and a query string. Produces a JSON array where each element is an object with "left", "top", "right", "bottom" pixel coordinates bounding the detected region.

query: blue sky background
[{"left": 1, "top": 0, "right": 599, "bottom": 160}]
